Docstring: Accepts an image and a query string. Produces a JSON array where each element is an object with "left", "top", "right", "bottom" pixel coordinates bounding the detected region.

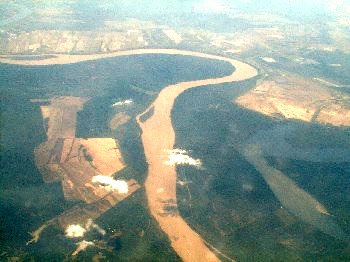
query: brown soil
[
  {"left": 41, "top": 96, "right": 88, "bottom": 139},
  {"left": 27, "top": 179, "right": 140, "bottom": 245},
  {"left": 15, "top": 50, "right": 257, "bottom": 261},
  {"left": 30, "top": 96, "right": 138, "bottom": 244},
  {"left": 35, "top": 137, "right": 126, "bottom": 203},
  {"left": 34, "top": 97, "right": 126, "bottom": 202},
  {"left": 135, "top": 51, "right": 257, "bottom": 262},
  {"left": 80, "top": 138, "right": 125, "bottom": 176},
  {"left": 235, "top": 75, "right": 350, "bottom": 127}
]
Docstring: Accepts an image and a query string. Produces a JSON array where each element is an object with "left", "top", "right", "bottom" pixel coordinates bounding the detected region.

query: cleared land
[
  {"left": 42, "top": 96, "right": 88, "bottom": 139},
  {"left": 31, "top": 96, "right": 140, "bottom": 243},
  {"left": 5, "top": 50, "right": 257, "bottom": 261},
  {"left": 235, "top": 74, "right": 350, "bottom": 127}
]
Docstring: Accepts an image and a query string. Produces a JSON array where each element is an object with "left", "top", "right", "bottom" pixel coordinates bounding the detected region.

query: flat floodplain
[
  {"left": 1, "top": 49, "right": 349, "bottom": 261},
  {"left": 173, "top": 82, "right": 350, "bottom": 261},
  {"left": 0, "top": 51, "right": 232, "bottom": 260}
]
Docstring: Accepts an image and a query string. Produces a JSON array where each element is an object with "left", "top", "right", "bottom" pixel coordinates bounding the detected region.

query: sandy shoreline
[
  {"left": 133, "top": 50, "right": 257, "bottom": 262},
  {"left": 1, "top": 49, "right": 257, "bottom": 261}
]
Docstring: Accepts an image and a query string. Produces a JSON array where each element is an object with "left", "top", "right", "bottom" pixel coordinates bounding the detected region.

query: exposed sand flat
[{"left": 9, "top": 49, "right": 257, "bottom": 261}]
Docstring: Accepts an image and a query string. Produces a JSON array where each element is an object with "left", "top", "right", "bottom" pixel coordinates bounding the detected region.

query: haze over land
[
  {"left": 1, "top": 1, "right": 350, "bottom": 261},
  {"left": 2, "top": 0, "right": 350, "bottom": 128}
]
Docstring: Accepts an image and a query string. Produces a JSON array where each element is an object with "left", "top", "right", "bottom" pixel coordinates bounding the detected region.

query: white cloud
[
  {"left": 164, "top": 149, "right": 202, "bottom": 168},
  {"left": 112, "top": 99, "right": 133, "bottom": 107},
  {"left": 65, "top": 219, "right": 106, "bottom": 239},
  {"left": 65, "top": 224, "right": 87, "bottom": 238},
  {"left": 260, "top": 57, "right": 276, "bottom": 63},
  {"left": 92, "top": 175, "right": 129, "bottom": 194},
  {"left": 193, "top": 0, "right": 231, "bottom": 13}
]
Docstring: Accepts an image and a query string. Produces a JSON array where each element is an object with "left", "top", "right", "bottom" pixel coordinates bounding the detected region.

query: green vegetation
[
  {"left": 0, "top": 54, "right": 231, "bottom": 260},
  {"left": 172, "top": 82, "right": 350, "bottom": 261}
]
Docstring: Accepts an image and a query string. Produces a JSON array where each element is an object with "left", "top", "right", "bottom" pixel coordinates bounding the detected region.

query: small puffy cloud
[
  {"left": 65, "top": 219, "right": 106, "bottom": 239},
  {"left": 192, "top": 0, "right": 231, "bottom": 13},
  {"left": 65, "top": 224, "right": 87, "bottom": 238},
  {"left": 92, "top": 175, "right": 129, "bottom": 194},
  {"left": 260, "top": 57, "right": 276, "bottom": 63},
  {"left": 112, "top": 99, "right": 133, "bottom": 107},
  {"left": 164, "top": 149, "right": 202, "bottom": 168}
]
